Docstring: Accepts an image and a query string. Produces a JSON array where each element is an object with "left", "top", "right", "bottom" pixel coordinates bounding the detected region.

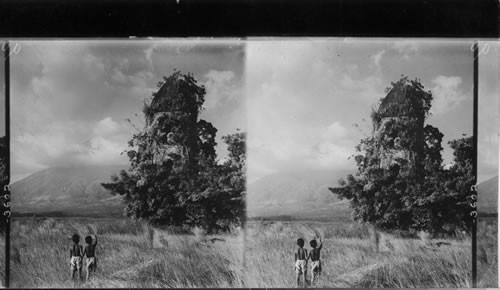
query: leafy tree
[
  {"left": 330, "top": 76, "right": 471, "bottom": 235},
  {"left": 102, "top": 71, "right": 245, "bottom": 233},
  {"left": 442, "top": 136, "right": 474, "bottom": 230},
  {"left": 185, "top": 131, "right": 246, "bottom": 231},
  {"left": 406, "top": 136, "right": 473, "bottom": 234}
]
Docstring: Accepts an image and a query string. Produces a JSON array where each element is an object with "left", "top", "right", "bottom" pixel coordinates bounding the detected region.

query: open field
[
  {"left": 478, "top": 217, "right": 498, "bottom": 287},
  {"left": 9, "top": 217, "right": 486, "bottom": 288},
  {"left": 11, "top": 217, "right": 245, "bottom": 288},
  {"left": 245, "top": 220, "right": 471, "bottom": 288}
]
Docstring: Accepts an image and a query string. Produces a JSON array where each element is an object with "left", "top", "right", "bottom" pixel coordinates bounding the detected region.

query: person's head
[
  {"left": 71, "top": 234, "right": 80, "bottom": 244},
  {"left": 85, "top": 236, "right": 92, "bottom": 245},
  {"left": 297, "top": 238, "right": 304, "bottom": 248},
  {"left": 310, "top": 239, "right": 317, "bottom": 248}
]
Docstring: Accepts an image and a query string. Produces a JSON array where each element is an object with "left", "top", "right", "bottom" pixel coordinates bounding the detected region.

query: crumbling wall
[{"left": 370, "top": 83, "right": 426, "bottom": 178}]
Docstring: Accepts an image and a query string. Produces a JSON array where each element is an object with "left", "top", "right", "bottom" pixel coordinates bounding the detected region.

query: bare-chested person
[
  {"left": 308, "top": 237, "right": 322, "bottom": 285},
  {"left": 69, "top": 234, "right": 83, "bottom": 282},
  {"left": 83, "top": 235, "right": 98, "bottom": 281},
  {"left": 294, "top": 238, "right": 308, "bottom": 287}
]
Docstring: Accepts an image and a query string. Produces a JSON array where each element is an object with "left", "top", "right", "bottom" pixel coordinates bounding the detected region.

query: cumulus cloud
[
  {"left": 371, "top": 50, "right": 385, "bottom": 68},
  {"left": 203, "top": 69, "right": 238, "bottom": 110},
  {"left": 10, "top": 41, "right": 245, "bottom": 182},
  {"left": 246, "top": 41, "right": 372, "bottom": 181},
  {"left": 12, "top": 117, "right": 131, "bottom": 181},
  {"left": 9, "top": 44, "right": 145, "bottom": 181},
  {"left": 205, "top": 69, "right": 234, "bottom": 83},
  {"left": 392, "top": 41, "right": 419, "bottom": 59},
  {"left": 312, "top": 122, "right": 356, "bottom": 169},
  {"left": 321, "top": 122, "right": 348, "bottom": 140},
  {"left": 430, "top": 75, "right": 467, "bottom": 114},
  {"left": 246, "top": 40, "right": 479, "bottom": 182},
  {"left": 313, "top": 141, "right": 354, "bottom": 169},
  {"left": 83, "top": 53, "right": 106, "bottom": 81},
  {"left": 93, "top": 117, "right": 122, "bottom": 136}
]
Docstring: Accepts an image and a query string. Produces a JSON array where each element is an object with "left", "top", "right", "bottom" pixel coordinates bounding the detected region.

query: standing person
[
  {"left": 309, "top": 237, "right": 322, "bottom": 286},
  {"left": 83, "top": 235, "right": 98, "bottom": 281},
  {"left": 295, "top": 238, "right": 308, "bottom": 287},
  {"left": 69, "top": 234, "right": 83, "bottom": 283}
]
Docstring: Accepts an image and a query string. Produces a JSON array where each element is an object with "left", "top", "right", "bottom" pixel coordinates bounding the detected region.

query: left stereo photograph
[{"left": 8, "top": 40, "right": 247, "bottom": 288}]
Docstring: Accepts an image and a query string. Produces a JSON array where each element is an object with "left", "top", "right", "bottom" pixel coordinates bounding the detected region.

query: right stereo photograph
[{"left": 245, "top": 39, "right": 498, "bottom": 288}]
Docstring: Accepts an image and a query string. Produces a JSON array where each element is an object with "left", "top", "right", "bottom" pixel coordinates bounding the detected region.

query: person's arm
[
  {"left": 318, "top": 237, "right": 322, "bottom": 250},
  {"left": 294, "top": 250, "right": 297, "bottom": 262},
  {"left": 70, "top": 247, "right": 73, "bottom": 259},
  {"left": 92, "top": 235, "right": 98, "bottom": 246},
  {"left": 80, "top": 245, "right": 84, "bottom": 257}
]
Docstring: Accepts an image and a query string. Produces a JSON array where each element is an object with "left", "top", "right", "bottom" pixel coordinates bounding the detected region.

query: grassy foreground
[
  {"left": 478, "top": 218, "right": 498, "bottom": 287},
  {"left": 9, "top": 217, "right": 483, "bottom": 288},
  {"left": 244, "top": 220, "right": 472, "bottom": 288},
  {"left": 11, "top": 217, "right": 245, "bottom": 288}
]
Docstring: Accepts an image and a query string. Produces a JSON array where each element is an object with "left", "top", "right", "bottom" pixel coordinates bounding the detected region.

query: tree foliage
[
  {"left": 330, "top": 76, "right": 472, "bottom": 235},
  {"left": 102, "top": 71, "right": 245, "bottom": 233}
]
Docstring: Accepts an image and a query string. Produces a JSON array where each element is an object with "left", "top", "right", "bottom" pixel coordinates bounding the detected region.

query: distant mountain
[
  {"left": 12, "top": 165, "right": 128, "bottom": 217},
  {"left": 247, "top": 169, "right": 354, "bottom": 221},
  {"left": 478, "top": 175, "right": 498, "bottom": 215},
  {"left": 248, "top": 170, "right": 499, "bottom": 220}
]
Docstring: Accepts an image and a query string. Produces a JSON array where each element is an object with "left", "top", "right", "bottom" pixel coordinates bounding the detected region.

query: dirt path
[
  {"left": 331, "top": 262, "right": 385, "bottom": 287},
  {"left": 111, "top": 259, "right": 156, "bottom": 280}
]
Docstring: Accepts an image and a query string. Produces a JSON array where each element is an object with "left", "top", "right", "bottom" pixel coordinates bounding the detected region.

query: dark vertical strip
[
  {"left": 4, "top": 41, "right": 10, "bottom": 288},
  {"left": 472, "top": 41, "right": 478, "bottom": 288}
]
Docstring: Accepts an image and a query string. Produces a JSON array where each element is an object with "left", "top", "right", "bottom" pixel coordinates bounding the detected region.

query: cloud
[
  {"left": 93, "top": 117, "right": 121, "bottom": 136},
  {"left": 202, "top": 69, "right": 238, "bottom": 110},
  {"left": 430, "top": 75, "right": 467, "bottom": 114},
  {"left": 312, "top": 141, "right": 354, "bottom": 169},
  {"left": 322, "top": 122, "right": 348, "bottom": 140},
  {"left": 82, "top": 135, "right": 127, "bottom": 165},
  {"left": 371, "top": 50, "right": 385, "bottom": 67},
  {"left": 83, "top": 53, "right": 106, "bottom": 81},
  {"left": 10, "top": 41, "right": 246, "bottom": 182},
  {"left": 312, "top": 122, "right": 356, "bottom": 169},
  {"left": 247, "top": 41, "right": 384, "bottom": 181},
  {"left": 11, "top": 116, "right": 132, "bottom": 182},
  {"left": 205, "top": 69, "right": 234, "bottom": 83},
  {"left": 392, "top": 41, "right": 419, "bottom": 59},
  {"left": 247, "top": 40, "right": 483, "bottom": 182}
]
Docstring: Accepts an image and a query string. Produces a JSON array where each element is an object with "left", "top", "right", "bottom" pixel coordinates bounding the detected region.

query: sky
[
  {"left": 4, "top": 39, "right": 499, "bottom": 184},
  {"left": 478, "top": 41, "right": 499, "bottom": 183},
  {"left": 10, "top": 40, "right": 246, "bottom": 182},
  {"left": 247, "top": 39, "right": 497, "bottom": 183}
]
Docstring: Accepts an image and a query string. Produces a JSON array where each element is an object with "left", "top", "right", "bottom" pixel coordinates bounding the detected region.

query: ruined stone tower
[
  {"left": 141, "top": 72, "right": 205, "bottom": 172},
  {"left": 370, "top": 79, "right": 429, "bottom": 178}
]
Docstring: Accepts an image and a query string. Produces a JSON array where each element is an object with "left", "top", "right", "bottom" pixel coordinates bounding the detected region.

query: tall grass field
[
  {"left": 244, "top": 220, "right": 472, "bottom": 288},
  {"left": 9, "top": 217, "right": 484, "bottom": 288},
  {"left": 477, "top": 218, "right": 498, "bottom": 287},
  {"left": 10, "top": 217, "right": 245, "bottom": 288}
]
